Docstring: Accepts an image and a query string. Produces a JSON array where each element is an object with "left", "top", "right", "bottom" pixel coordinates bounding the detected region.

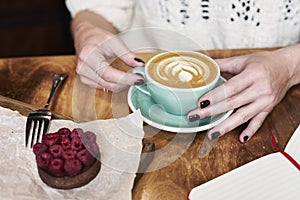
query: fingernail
[
  {"left": 243, "top": 135, "right": 249, "bottom": 142},
  {"left": 200, "top": 100, "right": 210, "bottom": 108},
  {"left": 210, "top": 131, "right": 220, "bottom": 140},
  {"left": 188, "top": 114, "right": 200, "bottom": 122},
  {"left": 134, "top": 79, "right": 145, "bottom": 85},
  {"left": 134, "top": 57, "right": 145, "bottom": 64}
]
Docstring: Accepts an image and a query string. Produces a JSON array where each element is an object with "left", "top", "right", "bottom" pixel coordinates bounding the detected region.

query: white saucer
[{"left": 127, "top": 77, "right": 233, "bottom": 133}]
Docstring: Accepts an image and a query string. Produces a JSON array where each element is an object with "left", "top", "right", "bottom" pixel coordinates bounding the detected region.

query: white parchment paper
[{"left": 0, "top": 106, "right": 144, "bottom": 200}]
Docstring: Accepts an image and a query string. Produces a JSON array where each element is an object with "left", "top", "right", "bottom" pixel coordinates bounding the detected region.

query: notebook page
[
  {"left": 189, "top": 124, "right": 300, "bottom": 200},
  {"left": 284, "top": 125, "right": 300, "bottom": 163}
]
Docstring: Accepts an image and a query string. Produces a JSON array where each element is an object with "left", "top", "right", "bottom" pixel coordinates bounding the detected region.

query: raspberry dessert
[{"left": 33, "top": 128, "right": 101, "bottom": 189}]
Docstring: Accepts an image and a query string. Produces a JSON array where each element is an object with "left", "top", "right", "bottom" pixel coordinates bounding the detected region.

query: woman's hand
[
  {"left": 188, "top": 46, "right": 300, "bottom": 142},
  {"left": 72, "top": 11, "right": 145, "bottom": 92}
]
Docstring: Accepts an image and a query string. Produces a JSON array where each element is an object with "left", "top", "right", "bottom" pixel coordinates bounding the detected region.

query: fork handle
[{"left": 44, "top": 73, "right": 68, "bottom": 109}]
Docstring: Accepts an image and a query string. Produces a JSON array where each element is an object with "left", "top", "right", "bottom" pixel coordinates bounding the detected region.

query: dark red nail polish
[
  {"left": 134, "top": 57, "right": 145, "bottom": 64},
  {"left": 210, "top": 131, "right": 220, "bottom": 140},
  {"left": 188, "top": 114, "right": 200, "bottom": 122},
  {"left": 243, "top": 136, "right": 249, "bottom": 142},
  {"left": 200, "top": 100, "right": 210, "bottom": 108},
  {"left": 134, "top": 79, "right": 145, "bottom": 85}
]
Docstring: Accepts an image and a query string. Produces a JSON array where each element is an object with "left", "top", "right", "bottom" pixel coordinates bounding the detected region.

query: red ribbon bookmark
[{"left": 268, "top": 125, "right": 300, "bottom": 171}]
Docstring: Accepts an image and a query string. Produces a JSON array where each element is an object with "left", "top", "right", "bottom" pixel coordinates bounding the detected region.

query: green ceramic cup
[{"left": 132, "top": 51, "right": 220, "bottom": 116}]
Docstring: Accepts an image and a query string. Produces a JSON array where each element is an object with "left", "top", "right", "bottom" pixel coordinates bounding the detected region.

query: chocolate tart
[{"left": 38, "top": 159, "right": 101, "bottom": 189}]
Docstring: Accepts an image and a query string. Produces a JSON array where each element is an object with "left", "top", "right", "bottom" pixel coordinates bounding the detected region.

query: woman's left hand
[{"left": 187, "top": 47, "right": 300, "bottom": 142}]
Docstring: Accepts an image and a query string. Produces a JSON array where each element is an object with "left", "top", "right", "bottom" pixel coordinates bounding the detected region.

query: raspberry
[
  {"left": 71, "top": 138, "right": 83, "bottom": 151},
  {"left": 42, "top": 133, "right": 60, "bottom": 146},
  {"left": 71, "top": 128, "right": 84, "bottom": 139},
  {"left": 61, "top": 138, "right": 71, "bottom": 150},
  {"left": 33, "top": 143, "right": 48, "bottom": 155},
  {"left": 63, "top": 149, "right": 76, "bottom": 160},
  {"left": 64, "top": 158, "right": 83, "bottom": 177},
  {"left": 77, "top": 149, "right": 95, "bottom": 166},
  {"left": 49, "top": 144, "right": 63, "bottom": 158},
  {"left": 58, "top": 128, "right": 71, "bottom": 139},
  {"left": 82, "top": 131, "right": 97, "bottom": 144},
  {"left": 36, "top": 152, "right": 53, "bottom": 169},
  {"left": 33, "top": 127, "right": 100, "bottom": 178},
  {"left": 86, "top": 143, "right": 100, "bottom": 157},
  {"left": 49, "top": 158, "right": 64, "bottom": 174}
]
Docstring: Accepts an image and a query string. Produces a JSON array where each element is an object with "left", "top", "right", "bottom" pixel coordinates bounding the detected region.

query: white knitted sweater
[{"left": 66, "top": 0, "right": 300, "bottom": 50}]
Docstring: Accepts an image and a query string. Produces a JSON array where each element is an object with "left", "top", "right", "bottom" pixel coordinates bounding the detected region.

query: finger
[
  {"left": 77, "top": 42, "right": 144, "bottom": 85},
  {"left": 215, "top": 55, "right": 248, "bottom": 74},
  {"left": 118, "top": 51, "right": 145, "bottom": 67},
  {"left": 77, "top": 61, "right": 127, "bottom": 92},
  {"left": 77, "top": 51, "right": 144, "bottom": 87},
  {"left": 77, "top": 46, "right": 106, "bottom": 73},
  {"left": 188, "top": 84, "right": 259, "bottom": 120},
  {"left": 197, "top": 71, "right": 254, "bottom": 106},
  {"left": 96, "top": 64, "right": 144, "bottom": 86},
  {"left": 76, "top": 57, "right": 105, "bottom": 83},
  {"left": 206, "top": 101, "right": 265, "bottom": 140},
  {"left": 102, "top": 36, "right": 145, "bottom": 67},
  {"left": 199, "top": 132, "right": 219, "bottom": 158},
  {"left": 239, "top": 111, "right": 269, "bottom": 143},
  {"left": 79, "top": 75, "right": 126, "bottom": 92},
  {"left": 78, "top": 39, "right": 145, "bottom": 85}
]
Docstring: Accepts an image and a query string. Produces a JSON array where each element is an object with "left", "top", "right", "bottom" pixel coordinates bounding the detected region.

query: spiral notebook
[{"left": 188, "top": 125, "right": 300, "bottom": 200}]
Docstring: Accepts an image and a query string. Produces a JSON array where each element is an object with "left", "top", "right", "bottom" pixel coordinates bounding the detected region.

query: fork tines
[{"left": 25, "top": 110, "right": 52, "bottom": 147}]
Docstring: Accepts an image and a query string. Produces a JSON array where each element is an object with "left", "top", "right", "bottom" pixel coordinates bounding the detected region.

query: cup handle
[{"left": 132, "top": 66, "right": 151, "bottom": 96}]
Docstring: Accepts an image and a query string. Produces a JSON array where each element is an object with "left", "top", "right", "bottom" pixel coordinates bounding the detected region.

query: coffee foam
[{"left": 147, "top": 52, "right": 218, "bottom": 88}]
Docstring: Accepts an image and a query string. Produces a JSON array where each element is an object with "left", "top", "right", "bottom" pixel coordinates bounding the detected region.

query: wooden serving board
[{"left": 0, "top": 94, "right": 71, "bottom": 120}]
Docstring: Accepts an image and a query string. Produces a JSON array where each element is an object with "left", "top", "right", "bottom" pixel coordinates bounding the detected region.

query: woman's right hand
[{"left": 72, "top": 12, "right": 145, "bottom": 92}]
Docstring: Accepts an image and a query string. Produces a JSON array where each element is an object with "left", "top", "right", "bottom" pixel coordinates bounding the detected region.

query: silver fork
[{"left": 25, "top": 73, "right": 68, "bottom": 147}]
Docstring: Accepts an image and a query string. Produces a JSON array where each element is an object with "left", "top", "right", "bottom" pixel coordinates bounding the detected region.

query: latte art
[{"left": 147, "top": 52, "right": 219, "bottom": 88}]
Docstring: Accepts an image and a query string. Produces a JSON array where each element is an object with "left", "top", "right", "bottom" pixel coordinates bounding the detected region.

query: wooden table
[{"left": 0, "top": 48, "right": 299, "bottom": 200}]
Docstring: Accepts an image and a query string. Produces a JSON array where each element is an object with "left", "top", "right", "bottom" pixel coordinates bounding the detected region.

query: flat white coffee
[{"left": 147, "top": 52, "right": 218, "bottom": 88}]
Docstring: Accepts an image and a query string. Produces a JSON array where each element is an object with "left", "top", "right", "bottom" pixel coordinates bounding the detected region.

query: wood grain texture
[
  {"left": 0, "top": 48, "right": 299, "bottom": 200},
  {"left": 0, "top": 95, "right": 72, "bottom": 120}
]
